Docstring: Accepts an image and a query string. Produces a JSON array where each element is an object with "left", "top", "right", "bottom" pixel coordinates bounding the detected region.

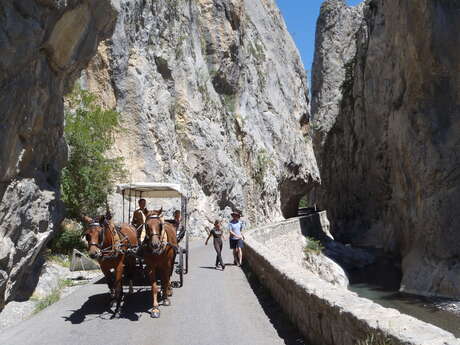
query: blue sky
[{"left": 275, "top": 0, "right": 362, "bottom": 73}]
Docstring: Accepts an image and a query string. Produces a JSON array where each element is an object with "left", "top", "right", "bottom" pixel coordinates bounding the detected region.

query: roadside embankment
[
  {"left": 244, "top": 215, "right": 460, "bottom": 345},
  {"left": 0, "top": 256, "right": 99, "bottom": 331}
]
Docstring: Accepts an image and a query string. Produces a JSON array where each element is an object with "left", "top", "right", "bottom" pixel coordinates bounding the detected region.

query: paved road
[{"left": 0, "top": 242, "right": 306, "bottom": 345}]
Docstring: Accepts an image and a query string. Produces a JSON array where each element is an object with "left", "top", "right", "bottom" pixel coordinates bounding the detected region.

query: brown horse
[
  {"left": 82, "top": 214, "right": 138, "bottom": 317},
  {"left": 143, "top": 209, "right": 177, "bottom": 318}
]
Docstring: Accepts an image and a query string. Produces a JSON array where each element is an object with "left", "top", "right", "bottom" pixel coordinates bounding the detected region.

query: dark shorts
[{"left": 230, "top": 238, "right": 244, "bottom": 249}]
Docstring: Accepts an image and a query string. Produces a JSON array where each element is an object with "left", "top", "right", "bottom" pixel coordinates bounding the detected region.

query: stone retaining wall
[{"left": 244, "top": 216, "right": 460, "bottom": 345}]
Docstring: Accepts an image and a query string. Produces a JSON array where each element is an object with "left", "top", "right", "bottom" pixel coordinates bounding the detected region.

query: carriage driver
[{"left": 132, "top": 198, "right": 148, "bottom": 241}]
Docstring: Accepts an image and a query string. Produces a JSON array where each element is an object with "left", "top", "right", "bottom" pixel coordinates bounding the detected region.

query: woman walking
[{"left": 205, "top": 220, "right": 226, "bottom": 270}]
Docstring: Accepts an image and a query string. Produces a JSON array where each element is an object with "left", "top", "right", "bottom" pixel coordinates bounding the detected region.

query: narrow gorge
[{"left": 1, "top": 0, "right": 319, "bottom": 311}]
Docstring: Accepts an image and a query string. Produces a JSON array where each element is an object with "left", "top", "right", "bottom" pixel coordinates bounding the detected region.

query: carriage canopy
[{"left": 116, "top": 182, "right": 184, "bottom": 199}]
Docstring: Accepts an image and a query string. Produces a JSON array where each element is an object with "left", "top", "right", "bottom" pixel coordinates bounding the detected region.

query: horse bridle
[
  {"left": 86, "top": 222, "right": 105, "bottom": 249},
  {"left": 86, "top": 220, "right": 122, "bottom": 258},
  {"left": 144, "top": 215, "right": 179, "bottom": 254},
  {"left": 146, "top": 215, "right": 163, "bottom": 241}
]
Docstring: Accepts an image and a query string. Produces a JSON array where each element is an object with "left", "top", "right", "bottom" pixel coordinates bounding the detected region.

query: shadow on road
[
  {"left": 224, "top": 262, "right": 238, "bottom": 266},
  {"left": 199, "top": 263, "right": 239, "bottom": 270},
  {"left": 63, "top": 290, "right": 153, "bottom": 324},
  {"left": 199, "top": 266, "right": 218, "bottom": 270},
  {"left": 241, "top": 264, "right": 309, "bottom": 345},
  {"left": 63, "top": 293, "right": 113, "bottom": 324}
]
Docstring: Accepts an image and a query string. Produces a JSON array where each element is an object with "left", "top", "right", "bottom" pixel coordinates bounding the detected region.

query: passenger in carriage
[
  {"left": 167, "top": 210, "right": 185, "bottom": 242},
  {"left": 132, "top": 198, "right": 148, "bottom": 242},
  {"left": 170, "top": 210, "right": 181, "bottom": 228}
]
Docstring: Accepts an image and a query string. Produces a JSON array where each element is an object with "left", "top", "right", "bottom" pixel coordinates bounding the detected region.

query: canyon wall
[
  {"left": 312, "top": 0, "right": 460, "bottom": 298},
  {"left": 82, "top": 0, "right": 320, "bottom": 232},
  {"left": 0, "top": 0, "right": 117, "bottom": 309}
]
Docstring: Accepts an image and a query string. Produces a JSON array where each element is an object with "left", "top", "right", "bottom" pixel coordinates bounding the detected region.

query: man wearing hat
[{"left": 228, "top": 211, "right": 245, "bottom": 266}]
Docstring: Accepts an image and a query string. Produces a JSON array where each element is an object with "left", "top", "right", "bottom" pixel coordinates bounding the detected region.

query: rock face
[
  {"left": 82, "top": 0, "right": 320, "bottom": 231},
  {"left": 311, "top": 0, "right": 364, "bottom": 157},
  {"left": 312, "top": 0, "right": 460, "bottom": 298},
  {"left": 0, "top": 0, "right": 117, "bottom": 309}
]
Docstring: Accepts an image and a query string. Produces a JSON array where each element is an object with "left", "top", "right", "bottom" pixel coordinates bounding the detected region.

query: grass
[
  {"left": 340, "top": 56, "right": 357, "bottom": 97},
  {"left": 304, "top": 237, "right": 324, "bottom": 255},
  {"left": 59, "top": 278, "right": 78, "bottom": 289},
  {"left": 254, "top": 149, "right": 273, "bottom": 186},
  {"left": 31, "top": 278, "right": 80, "bottom": 314},
  {"left": 45, "top": 253, "right": 71, "bottom": 268},
  {"left": 299, "top": 196, "right": 309, "bottom": 208},
  {"left": 248, "top": 41, "right": 266, "bottom": 61},
  {"left": 32, "top": 289, "right": 61, "bottom": 314},
  {"left": 222, "top": 94, "right": 236, "bottom": 113},
  {"left": 175, "top": 34, "right": 186, "bottom": 59},
  {"left": 356, "top": 334, "right": 394, "bottom": 345}
]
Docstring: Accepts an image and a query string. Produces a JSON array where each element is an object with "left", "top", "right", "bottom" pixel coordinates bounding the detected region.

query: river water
[{"left": 347, "top": 258, "right": 460, "bottom": 337}]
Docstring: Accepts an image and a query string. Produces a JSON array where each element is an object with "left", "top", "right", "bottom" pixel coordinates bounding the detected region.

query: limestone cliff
[
  {"left": 0, "top": 0, "right": 117, "bottom": 309},
  {"left": 311, "top": 0, "right": 364, "bottom": 158},
  {"left": 82, "top": 0, "right": 320, "bottom": 232},
  {"left": 312, "top": 0, "right": 460, "bottom": 298}
]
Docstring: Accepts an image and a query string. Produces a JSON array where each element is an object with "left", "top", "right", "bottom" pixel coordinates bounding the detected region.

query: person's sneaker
[
  {"left": 215, "top": 265, "right": 219, "bottom": 270},
  {"left": 222, "top": 265, "right": 226, "bottom": 271}
]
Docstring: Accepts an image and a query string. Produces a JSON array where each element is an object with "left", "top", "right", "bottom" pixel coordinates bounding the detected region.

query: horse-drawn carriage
[
  {"left": 82, "top": 182, "right": 190, "bottom": 318},
  {"left": 116, "top": 182, "right": 190, "bottom": 286}
]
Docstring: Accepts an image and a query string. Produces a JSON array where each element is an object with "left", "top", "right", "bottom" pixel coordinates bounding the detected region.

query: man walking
[{"left": 228, "top": 211, "right": 244, "bottom": 266}]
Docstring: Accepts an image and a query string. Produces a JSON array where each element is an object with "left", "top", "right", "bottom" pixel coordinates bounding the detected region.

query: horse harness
[{"left": 87, "top": 221, "right": 132, "bottom": 260}]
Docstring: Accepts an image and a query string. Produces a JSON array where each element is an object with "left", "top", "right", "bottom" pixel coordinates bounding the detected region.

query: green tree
[{"left": 61, "top": 86, "right": 125, "bottom": 219}]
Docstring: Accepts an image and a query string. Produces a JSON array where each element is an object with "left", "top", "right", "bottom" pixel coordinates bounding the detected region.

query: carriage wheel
[
  {"left": 178, "top": 249, "right": 184, "bottom": 287},
  {"left": 184, "top": 230, "right": 189, "bottom": 274}
]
